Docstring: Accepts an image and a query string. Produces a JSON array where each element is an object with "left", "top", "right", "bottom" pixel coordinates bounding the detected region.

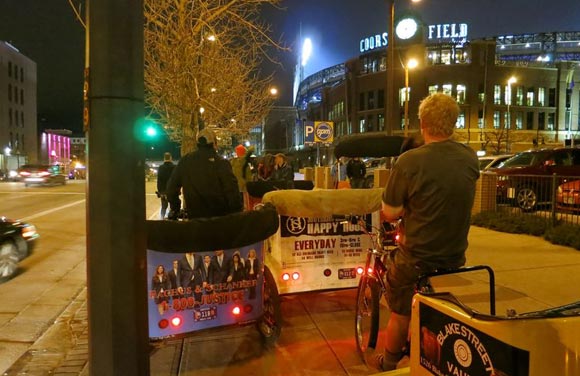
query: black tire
[
  {"left": 516, "top": 185, "right": 538, "bottom": 212},
  {"left": 257, "top": 265, "right": 281, "bottom": 348},
  {"left": 0, "top": 240, "right": 19, "bottom": 282},
  {"left": 354, "top": 275, "right": 382, "bottom": 360}
]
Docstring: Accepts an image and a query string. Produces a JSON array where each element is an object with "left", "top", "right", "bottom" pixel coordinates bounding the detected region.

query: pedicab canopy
[
  {"left": 262, "top": 188, "right": 384, "bottom": 218},
  {"left": 333, "top": 132, "right": 412, "bottom": 159},
  {"left": 146, "top": 203, "right": 279, "bottom": 252}
]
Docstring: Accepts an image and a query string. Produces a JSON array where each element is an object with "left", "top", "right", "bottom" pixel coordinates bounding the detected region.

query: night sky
[{"left": 1, "top": 0, "right": 579, "bottom": 137}]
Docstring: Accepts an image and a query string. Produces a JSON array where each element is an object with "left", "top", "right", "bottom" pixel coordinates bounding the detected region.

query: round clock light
[{"left": 396, "top": 18, "right": 419, "bottom": 40}]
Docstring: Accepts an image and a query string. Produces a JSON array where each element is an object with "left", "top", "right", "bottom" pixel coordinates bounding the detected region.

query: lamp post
[
  {"left": 385, "top": 0, "right": 421, "bottom": 135},
  {"left": 506, "top": 76, "right": 516, "bottom": 153},
  {"left": 404, "top": 58, "right": 418, "bottom": 137}
]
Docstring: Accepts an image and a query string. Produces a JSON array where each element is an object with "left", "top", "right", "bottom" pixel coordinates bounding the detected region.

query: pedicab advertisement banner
[
  {"left": 279, "top": 215, "right": 372, "bottom": 268},
  {"left": 419, "top": 303, "right": 529, "bottom": 376},
  {"left": 147, "top": 242, "right": 264, "bottom": 340}
]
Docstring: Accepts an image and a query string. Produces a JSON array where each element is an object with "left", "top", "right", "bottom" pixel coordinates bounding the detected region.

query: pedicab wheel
[
  {"left": 257, "top": 265, "right": 281, "bottom": 348},
  {"left": 354, "top": 274, "right": 382, "bottom": 361}
]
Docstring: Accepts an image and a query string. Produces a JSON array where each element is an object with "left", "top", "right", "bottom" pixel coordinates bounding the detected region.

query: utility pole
[
  {"left": 385, "top": 0, "right": 395, "bottom": 135},
  {"left": 86, "top": 0, "right": 149, "bottom": 374}
]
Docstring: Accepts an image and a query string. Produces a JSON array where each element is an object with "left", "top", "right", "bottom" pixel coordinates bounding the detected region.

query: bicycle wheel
[{"left": 354, "top": 274, "right": 382, "bottom": 358}]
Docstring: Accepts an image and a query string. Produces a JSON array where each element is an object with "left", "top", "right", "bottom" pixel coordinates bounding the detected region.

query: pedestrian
[
  {"left": 166, "top": 128, "right": 242, "bottom": 219},
  {"left": 375, "top": 93, "right": 480, "bottom": 371},
  {"left": 346, "top": 157, "right": 366, "bottom": 188},
  {"left": 230, "top": 144, "right": 255, "bottom": 210},
  {"left": 151, "top": 264, "right": 170, "bottom": 315},
  {"left": 156, "top": 152, "right": 176, "bottom": 219},
  {"left": 271, "top": 153, "right": 294, "bottom": 189},
  {"left": 330, "top": 157, "right": 348, "bottom": 188},
  {"left": 257, "top": 153, "right": 275, "bottom": 181}
]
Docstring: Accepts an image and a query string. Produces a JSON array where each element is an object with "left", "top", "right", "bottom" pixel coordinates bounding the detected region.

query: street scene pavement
[{"left": 1, "top": 181, "right": 579, "bottom": 375}]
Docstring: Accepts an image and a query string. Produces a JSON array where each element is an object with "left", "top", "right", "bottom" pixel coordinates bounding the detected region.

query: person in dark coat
[
  {"left": 166, "top": 128, "right": 242, "bottom": 219},
  {"left": 167, "top": 259, "right": 180, "bottom": 291},
  {"left": 347, "top": 157, "right": 367, "bottom": 188},
  {"left": 227, "top": 251, "right": 246, "bottom": 290},
  {"left": 151, "top": 264, "right": 171, "bottom": 315},
  {"left": 178, "top": 252, "right": 203, "bottom": 302},
  {"left": 156, "top": 152, "right": 176, "bottom": 219},
  {"left": 245, "top": 248, "right": 260, "bottom": 299},
  {"left": 209, "top": 250, "right": 230, "bottom": 285},
  {"left": 271, "top": 153, "right": 294, "bottom": 189}
]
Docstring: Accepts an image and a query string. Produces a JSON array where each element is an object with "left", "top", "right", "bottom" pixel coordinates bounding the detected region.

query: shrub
[{"left": 471, "top": 211, "right": 580, "bottom": 251}]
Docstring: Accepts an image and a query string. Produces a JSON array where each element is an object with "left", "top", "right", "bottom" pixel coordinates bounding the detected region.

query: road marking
[{"left": 21, "top": 200, "right": 86, "bottom": 221}]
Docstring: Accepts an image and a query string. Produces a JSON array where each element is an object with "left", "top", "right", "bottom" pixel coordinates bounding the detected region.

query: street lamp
[
  {"left": 404, "top": 58, "right": 418, "bottom": 137},
  {"left": 506, "top": 76, "right": 517, "bottom": 152},
  {"left": 385, "top": 0, "right": 421, "bottom": 135}
]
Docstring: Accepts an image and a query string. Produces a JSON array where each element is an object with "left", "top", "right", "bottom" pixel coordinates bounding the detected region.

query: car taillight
[
  {"left": 39, "top": 171, "right": 51, "bottom": 177},
  {"left": 232, "top": 306, "right": 241, "bottom": 316},
  {"left": 367, "top": 267, "right": 374, "bottom": 275},
  {"left": 21, "top": 225, "right": 38, "bottom": 240},
  {"left": 356, "top": 267, "right": 364, "bottom": 275},
  {"left": 19, "top": 171, "right": 30, "bottom": 176}
]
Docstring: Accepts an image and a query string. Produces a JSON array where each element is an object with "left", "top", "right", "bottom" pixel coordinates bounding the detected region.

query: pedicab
[
  {"left": 259, "top": 133, "right": 408, "bottom": 295},
  {"left": 145, "top": 203, "right": 282, "bottom": 346}
]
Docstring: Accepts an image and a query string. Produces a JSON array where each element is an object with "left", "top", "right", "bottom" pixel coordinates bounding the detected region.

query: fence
[{"left": 473, "top": 172, "right": 580, "bottom": 227}]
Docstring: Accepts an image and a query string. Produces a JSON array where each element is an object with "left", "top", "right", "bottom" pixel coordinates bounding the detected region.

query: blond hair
[{"left": 418, "top": 93, "right": 459, "bottom": 138}]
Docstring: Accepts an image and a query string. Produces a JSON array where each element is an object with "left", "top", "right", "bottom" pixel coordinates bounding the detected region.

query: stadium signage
[
  {"left": 359, "top": 32, "right": 389, "bottom": 53},
  {"left": 359, "top": 22, "right": 468, "bottom": 52},
  {"left": 428, "top": 23, "right": 468, "bottom": 42}
]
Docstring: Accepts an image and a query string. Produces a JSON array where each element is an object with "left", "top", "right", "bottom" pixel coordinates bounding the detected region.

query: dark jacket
[
  {"left": 347, "top": 159, "right": 366, "bottom": 179},
  {"left": 157, "top": 161, "right": 176, "bottom": 193},
  {"left": 167, "top": 146, "right": 243, "bottom": 218},
  {"left": 271, "top": 163, "right": 294, "bottom": 189}
]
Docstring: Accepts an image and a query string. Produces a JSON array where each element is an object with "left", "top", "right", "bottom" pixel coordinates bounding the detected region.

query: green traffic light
[{"left": 146, "top": 126, "right": 157, "bottom": 138}]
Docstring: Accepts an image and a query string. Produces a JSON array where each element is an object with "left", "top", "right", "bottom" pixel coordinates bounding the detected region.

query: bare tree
[{"left": 144, "top": 0, "right": 286, "bottom": 155}]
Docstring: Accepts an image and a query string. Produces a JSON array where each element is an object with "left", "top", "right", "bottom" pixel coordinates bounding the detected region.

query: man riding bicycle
[{"left": 376, "top": 93, "right": 480, "bottom": 371}]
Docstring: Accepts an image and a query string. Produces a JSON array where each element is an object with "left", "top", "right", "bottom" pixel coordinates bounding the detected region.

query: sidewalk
[{"left": 4, "top": 226, "right": 580, "bottom": 375}]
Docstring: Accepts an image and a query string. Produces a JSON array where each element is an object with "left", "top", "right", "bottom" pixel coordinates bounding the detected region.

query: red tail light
[
  {"left": 170, "top": 316, "right": 182, "bottom": 327},
  {"left": 282, "top": 273, "right": 290, "bottom": 281},
  {"left": 39, "top": 171, "right": 51, "bottom": 177},
  {"left": 232, "top": 306, "right": 241, "bottom": 315},
  {"left": 367, "top": 267, "right": 374, "bottom": 275},
  {"left": 292, "top": 272, "right": 300, "bottom": 281},
  {"left": 395, "top": 234, "right": 400, "bottom": 242},
  {"left": 19, "top": 171, "right": 31, "bottom": 176},
  {"left": 356, "top": 267, "right": 364, "bottom": 275},
  {"left": 158, "top": 319, "right": 169, "bottom": 329}
]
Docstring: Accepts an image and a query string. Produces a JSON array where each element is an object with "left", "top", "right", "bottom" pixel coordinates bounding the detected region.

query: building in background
[
  {"left": 291, "top": 27, "right": 580, "bottom": 162},
  {"left": 40, "top": 129, "right": 71, "bottom": 170},
  {"left": 0, "top": 40, "right": 38, "bottom": 173}
]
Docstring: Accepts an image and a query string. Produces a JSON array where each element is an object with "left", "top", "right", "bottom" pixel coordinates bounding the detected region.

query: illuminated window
[
  {"left": 538, "top": 87, "right": 545, "bottom": 106},
  {"left": 359, "top": 118, "right": 365, "bottom": 133},
  {"left": 548, "top": 112, "right": 555, "bottom": 131},
  {"left": 478, "top": 110, "right": 484, "bottom": 129},
  {"left": 378, "top": 114, "right": 384, "bottom": 131},
  {"left": 441, "top": 50, "right": 451, "bottom": 64},
  {"left": 526, "top": 88, "right": 535, "bottom": 106},
  {"left": 504, "top": 84, "right": 512, "bottom": 105},
  {"left": 516, "top": 86, "right": 524, "bottom": 106},
  {"left": 493, "top": 85, "right": 501, "bottom": 105},
  {"left": 428, "top": 85, "right": 438, "bottom": 95},
  {"left": 442, "top": 84, "right": 452, "bottom": 96},
  {"left": 504, "top": 111, "right": 511, "bottom": 129},
  {"left": 456, "top": 111, "right": 465, "bottom": 129},
  {"left": 399, "top": 88, "right": 407, "bottom": 107},
  {"left": 456, "top": 85, "right": 466, "bottom": 104},
  {"left": 516, "top": 112, "right": 523, "bottom": 130},
  {"left": 493, "top": 111, "right": 501, "bottom": 129}
]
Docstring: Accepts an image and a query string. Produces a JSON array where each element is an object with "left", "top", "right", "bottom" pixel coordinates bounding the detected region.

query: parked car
[
  {"left": 478, "top": 154, "right": 513, "bottom": 171},
  {"left": 0, "top": 217, "right": 39, "bottom": 282},
  {"left": 556, "top": 179, "right": 580, "bottom": 212},
  {"left": 492, "top": 148, "right": 580, "bottom": 211},
  {"left": 18, "top": 164, "right": 67, "bottom": 187},
  {"left": 364, "top": 157, "right": 388, "bottom": 188}
]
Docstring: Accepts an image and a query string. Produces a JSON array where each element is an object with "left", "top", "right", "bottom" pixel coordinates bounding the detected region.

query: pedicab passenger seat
[{"left": 146, "top": 203, "right": 279, "bottom": 252}]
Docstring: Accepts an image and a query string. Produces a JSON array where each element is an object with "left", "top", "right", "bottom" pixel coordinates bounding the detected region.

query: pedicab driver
[
  {"left": 166, "top": 128, "right": 242, "bottom": 219},
  {"left": 377, "top": 93, "right": 480, "bottom": 371}
]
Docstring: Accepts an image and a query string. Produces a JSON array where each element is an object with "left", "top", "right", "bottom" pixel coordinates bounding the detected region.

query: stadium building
[{"left": 290, "top": 20, "right": 580, "bottom": 164}]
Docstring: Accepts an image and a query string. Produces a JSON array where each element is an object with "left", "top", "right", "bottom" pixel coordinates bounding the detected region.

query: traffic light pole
[{"left": 86, "top": 0, "right": 150, "bottom": 374}]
